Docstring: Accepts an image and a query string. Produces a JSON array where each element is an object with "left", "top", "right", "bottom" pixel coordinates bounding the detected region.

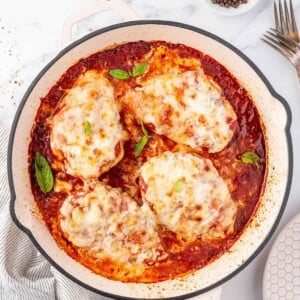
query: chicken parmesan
[
  {"left": 59, "top": 182, "right": 168, "bottom": 280},
  {"left": 139, "top": 151, "right": 237, "bottom": 244},
  {"left": 123, "top": 70, "right": 237, "bottom": 153},
  {"left": 49, "top": 70, "right": 127, "bottom": 179},
  {"left": 29, "top": 41, "right": 266, "bottom": 283}
]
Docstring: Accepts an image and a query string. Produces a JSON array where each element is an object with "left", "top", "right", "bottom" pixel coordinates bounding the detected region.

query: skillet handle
[{"left": 60, "top": 0, "right": 139, "bottom": 48}]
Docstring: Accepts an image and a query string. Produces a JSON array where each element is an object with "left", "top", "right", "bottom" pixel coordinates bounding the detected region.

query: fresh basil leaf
[
  {"left": 134, "top": 135, "right": 149, "bottom": 158},
  {"left": 241, "top": 151, "right": 260, "bottom": 168},
  {"left": 109, "top": 69, "right": 130, "bottom": 80},
  {"left": 132, "top": 62, "right": 149, "bottom": 77},
  {"left": 34, "top": 153, "right": 54, "bottom": 193},
  {"left": 85, "top": 121, "right": 91, "bottom": 136},
  {"left": 174, "top": 179, "right": 182, "bottom": 192},
  {"left": 134, "top": 120, "right": 150, "bottom": 158}
]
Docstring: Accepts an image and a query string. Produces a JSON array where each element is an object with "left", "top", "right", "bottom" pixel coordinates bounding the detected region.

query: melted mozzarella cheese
[
  {"left": 50, "top": 70, "right": 127, "bottom": 179},
  {"left": 125, "top": 70, "right": 237, "bottom": 153},
  {"left": 59, "top": 182, "right": 167, "bottom": 267},
  {"left": 139, "top": 151, "right": 237, "bottom": 242}
]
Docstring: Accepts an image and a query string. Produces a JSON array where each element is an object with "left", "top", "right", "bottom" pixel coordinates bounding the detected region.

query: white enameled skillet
[{"left": 8, "top": 0, "right": 293, "bottom": 299}]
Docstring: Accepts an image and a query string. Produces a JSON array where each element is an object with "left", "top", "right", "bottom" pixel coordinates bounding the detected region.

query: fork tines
[
  {"left": 262, "top": 28, "right": 299, "bottom": 60},
  {"left": 274, "top": 0, "right": 299, "bottom": 42},
  {"left": 265, "top": 29, "right": 300, "bottom": 51}
]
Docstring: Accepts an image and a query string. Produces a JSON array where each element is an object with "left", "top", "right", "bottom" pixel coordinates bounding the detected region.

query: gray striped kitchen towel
[{"left": 0, "top": 126, "right": 108, "bottom": 300}]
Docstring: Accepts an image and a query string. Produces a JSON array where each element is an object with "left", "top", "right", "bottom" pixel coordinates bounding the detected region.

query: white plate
[
  {"left": 263, "top": 213, "right": 300, "bottom": 300},
  {"left": 201, "top": 0, "right": 261, "bottom": 16}
]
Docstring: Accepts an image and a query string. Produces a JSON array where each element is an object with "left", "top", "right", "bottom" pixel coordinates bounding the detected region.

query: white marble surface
[{"left": 1, "top": 0, "right": 300, "bottom": 299}]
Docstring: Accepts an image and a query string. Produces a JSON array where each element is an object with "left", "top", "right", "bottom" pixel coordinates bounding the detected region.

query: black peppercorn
[{"left": 211, "top": 0, "right": 248, "bottom": 8}]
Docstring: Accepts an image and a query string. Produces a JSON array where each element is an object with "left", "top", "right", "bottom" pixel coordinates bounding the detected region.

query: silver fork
[
  {"left": 262, "top": 29, "right": 300, "bottom": 80},
  {"left": 274, "top": 0, "right": 299, "bottom": 43},
  {"left": 262, "top": 0, "right": 300, "bottom": 80}
]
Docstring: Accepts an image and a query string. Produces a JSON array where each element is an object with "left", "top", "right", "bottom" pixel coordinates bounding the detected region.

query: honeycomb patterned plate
[{"left": 263, "top": 213, "right": 300, "bottom": 300}]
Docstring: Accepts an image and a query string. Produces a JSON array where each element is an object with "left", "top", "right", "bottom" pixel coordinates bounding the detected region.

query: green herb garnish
[
  {"left": 241, "top": 151, "right": 260, "bottom": 168},
  {"left": 109, "top": 69, "right": 130, "bottom": 80},
  {"left": 174, "top": 179, "right": 182, "bottom": 192},
  {"left": 85, "top": 121, "right": 91, "bottom": 136},
  {"left": 109, "top": 62, "right": 149, "bottom": 80},
  {"left": 134, "top": 121, "right": 150, "bottom": 158},
  {"left": 132, "top": 62, "right": 149, "bottom": 77},
  {"left": 34, "top": 153, "right": 54, "bottom": 193}
]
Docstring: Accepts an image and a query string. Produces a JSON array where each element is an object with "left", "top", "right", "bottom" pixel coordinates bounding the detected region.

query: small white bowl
[{"left": 201, "top": 0, "right": 261, "bottom": 16}]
